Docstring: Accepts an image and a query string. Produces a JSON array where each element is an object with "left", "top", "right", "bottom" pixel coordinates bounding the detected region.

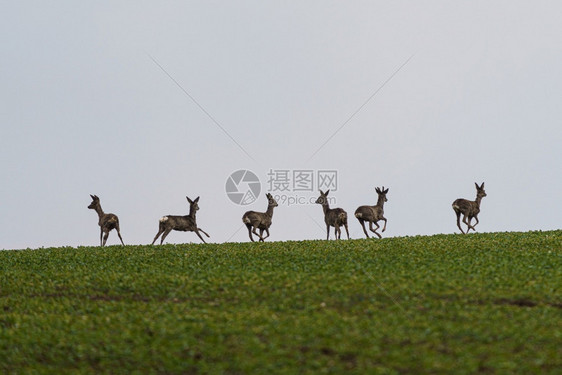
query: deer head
[
  {"left": 475, "top": 182, "right": 487, "bottom": 198},
  {"left": 88, "top": 194, "right": 100, "bottom": 210},
  {"left": 266, "top": 193, "right": 278, "bottom": 208},
  {"left": 375, "top": 187, "right": 389, "bottom": 203},
  {"left": 315, "top": 190, "right": 330, "bottom": 205},
  {"left": 187, "top": 196, "right": 200, "bottom": 212}
]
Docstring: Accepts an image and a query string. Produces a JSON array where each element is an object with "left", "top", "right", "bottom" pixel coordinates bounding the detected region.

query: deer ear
[
  {"left": 186, "top": 196, "right": 193, "bottom": 204},
  {"left": 384, "top": 188, "right": 389, "bottom": 194},
  {"left": 90, "top": 194, "right": 95, "bottom": 200},
  {"left": 481, "top": 182, "right": 485, "bottom": 189},
  {"left": 474, "top": 182, "right": 479, "bottom": 189},
  {"left": 325, "top": 190, "right": 330, "bottom": 196},
  {"left": 194, "top": 196, "right": 200, "bottom": 203},
  {"left": 375, "top": 187, "right": 381, "bottom": 194}
]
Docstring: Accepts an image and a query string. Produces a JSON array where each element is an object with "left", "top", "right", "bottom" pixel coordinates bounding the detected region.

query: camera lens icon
[{"left": 225, "top": 170, "right": 261, "bottom": 205}]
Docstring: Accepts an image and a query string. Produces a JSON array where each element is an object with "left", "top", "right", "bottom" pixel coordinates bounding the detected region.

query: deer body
[
  {"left": 452, "top": 182, "right": 487, "bottom": 234},
  {"left": 242, "top": 193, "right": 278, "bottom": 242},
  {"left": 355, "top": 187, "right": 388, "bottom": 239},
  {"left": 88, "top": 194, "right": 125, "bottom": 247},
  {"left": 152, "top": 196, "right": 210, "bottom": 245},
  {"left": 315, "top": 190, "right": 349, "bottom": 240}
]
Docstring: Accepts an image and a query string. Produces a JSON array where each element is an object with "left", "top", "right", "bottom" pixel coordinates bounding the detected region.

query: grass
[{"left": 0, "top": 231, "right": 561, "bottom": 374}]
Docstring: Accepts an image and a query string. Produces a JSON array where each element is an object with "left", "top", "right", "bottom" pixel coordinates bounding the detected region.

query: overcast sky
[{"left": 2, "top": 1, "right": 561, "bottom": 249}]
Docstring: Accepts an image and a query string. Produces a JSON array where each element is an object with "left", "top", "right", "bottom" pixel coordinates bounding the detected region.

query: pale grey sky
[{"left": 2, "top": 1, "right": 561, "bottom": 249}]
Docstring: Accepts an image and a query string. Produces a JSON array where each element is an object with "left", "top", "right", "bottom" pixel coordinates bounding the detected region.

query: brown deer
[
  {"left": 242, "top": 193, "right": 278, "bottom": 242},
  {"left": 315, "top": 189, "right": 349, "bottom": 240},
  {"left": 452, "top": 182, "right": 487, "bottom": 234},
  {"left": 355, "top": 186, "right": 389, "bottom": 239},
  {"left": 151, "top": 196, "right": 210, "bottom": 245},
  {"left": 88, "top": 194, "right": 125, "bottom": 247}
]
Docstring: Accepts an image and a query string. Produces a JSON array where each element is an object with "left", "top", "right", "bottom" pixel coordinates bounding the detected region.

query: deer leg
[
  {"left": 152, "top": 223, "right": 166, "bottom": 245},
  {"left": 467, "top": 216, "right": 478, "bottom": 232},
  {"left": 463, "top": 215, "right": 472, "bottom": 233},
  {"left": 369, "top": 221, "right": 382, "bottom": 239},
  {"left": 369, "top": 221, "right": 380, "bottom": 233},
  {"left": 198, "top": 227, "right": 210, "bottom": 238},
  {"left": 194, "top": 230, "right": 207, "bottom": 244},
  {"left": 337, "top": 225, "right": 343, "bottom": 240},
  {"left": 102, "top": 230, "right": 110, "bottom": 246},
  {"left": 252, "top": 227, "right": 263, "bottom": 241},
  {"left": 381, "top": 218, "right": 387, "bottom": 232},
  {"left": 246, "top": 224, "right": 255, "bottom": 242},
  {"left": 455, "top": 211, "right": 465, "bottom": 234},
  {"left": 344, "top": 223, "right": 350, "bottom": 239},
  {"left": 471, "top": 216, "right": 479, "bottom": 230},
  {"left": 160, "top": 228, "right": 173, "bottom": 245},
  {"left": 258, "top": 228, "right": 265, "bottom": 242},
  {"left": 262, "top": 228, "right": 271, "bottom": 241},
  {"left": 115, "top": 223, "right": 125, "bottom": 246},
  {"left": 358, "top": 219, "right": 370, "bottom": 238},
  {"left": 326, "top": 224, "right": 330, "bottom": 240},
  {"left": 151, "top": 231, "right": 162, "bottom": 245},
  {"left": 152, "top": 227, "right": 164, "bottom": 245}
]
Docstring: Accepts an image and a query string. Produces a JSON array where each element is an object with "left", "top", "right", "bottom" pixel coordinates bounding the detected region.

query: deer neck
[
  {"left": 188, "top": 206, "right": 197, "bottom": 221},
  {"left": 376, "top": 196, "right": 386, "bottom": 209},
  {"left": 474, "top": 195, "right": 483, "bottom": 208},
  {"left": 93, "top": 204, "right": 105, "bottom": 218},
  {"left": 321, "top": 202, "right": 330, "bottom": 214},
  {"left": 265, "top": 204, "right": 276, "bottom": 218}
]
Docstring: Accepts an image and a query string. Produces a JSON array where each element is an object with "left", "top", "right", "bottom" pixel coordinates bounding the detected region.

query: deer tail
[{"left": 355, "top": 212, "right": 363, "bottom": 218}]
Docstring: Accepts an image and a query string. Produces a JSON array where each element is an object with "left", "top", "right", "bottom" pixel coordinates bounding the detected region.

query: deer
[
  {"left": 355, "top": 186, "right": 389, "bottom": 239},
  {"left": 242, "top": 193, "right": 278, "bottom": 242},
  {"left": 151, "top": 196, "right": 210, "bottom": 245},
  {"left": 87, "top": 194, "right": 125, "bottom": 247},
  {"left": 315, "top": 189, "right": 349, "bottom": 240},
  {"left": 452, "top": 182, "right": 487, "bottom": 234}
]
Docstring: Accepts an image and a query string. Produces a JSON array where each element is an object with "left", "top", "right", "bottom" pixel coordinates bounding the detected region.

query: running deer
[
  {"left": 151, "top": 196, "right": 210, "bottom": 245},
  {"left": 452, "top": 182, "right": 487, "bottom": 234},
  {"left": 355, "top": 186, "right": 389, "bottom": 239},
  {"left": 242, "top": 193, "right": 278, "bottom": 242},
  {"left": 315, "top": 189, "right": 349, "bottom": 240},
  {"left": 88, "top": 194, "right": 125, "bottom": 247}
]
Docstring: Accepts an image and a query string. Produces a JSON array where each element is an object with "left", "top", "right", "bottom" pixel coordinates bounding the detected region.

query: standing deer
[
  {"left": 242, "top": 193, "right": 278, "bottom": 242},
  {"left": 355, "top": 186, "right": 389, "bottom": 239},
  {"left": 452, "top": 182, "right": 487, "bottom": 234},
  {"left": 88, "top": 194, "right": 125, "bottom": 247},
  {"left": 151, "top": 196, "right": 210, "bottom": 245},
  {"left": 315, "top": 189, "right": 349, "bottom": 240}
]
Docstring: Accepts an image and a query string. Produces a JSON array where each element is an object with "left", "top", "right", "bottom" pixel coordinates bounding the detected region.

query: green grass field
[{"left": 1, "top": 231, "right": 561, "bottom": 374}]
